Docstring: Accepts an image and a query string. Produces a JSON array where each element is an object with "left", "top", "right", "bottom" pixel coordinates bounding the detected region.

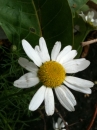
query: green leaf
[
  {"left": 0, "top": 0, "right": 41, "bottom": 46},
  {"left": 73, "top": 14, "right": 89, "bottom": 57},
  {"left": 33, "top": 0, "right": 73, "bottom": 49},
  {"left": 0, "top": 0, "right": 73, "bottom": 51},
  {"left": 68, "top": 0, "right": 89, "bottom": 13},
  {"left": 91, "top": 0, "right": 97, "bottom": 4},
  {"left": 79, "top": 4, "right": 89, "bottom": 12}
]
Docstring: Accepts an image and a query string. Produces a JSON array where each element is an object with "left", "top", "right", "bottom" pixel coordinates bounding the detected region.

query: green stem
[{"left": 0, "top": 113, "right": 12, "bottom": 130}]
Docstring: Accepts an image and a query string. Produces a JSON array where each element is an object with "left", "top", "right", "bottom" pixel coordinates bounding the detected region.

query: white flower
[
  {"left": 14, "top": 37, "right": 94, "bottom": 116},
  {"left": 79, "top": 11, "right": 97, "bottom": 27},
  {"left": 53, "top": 117, "right": 67, "bottom": 130}
]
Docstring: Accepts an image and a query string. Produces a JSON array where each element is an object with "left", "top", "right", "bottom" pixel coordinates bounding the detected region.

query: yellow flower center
[{"left": 38, "top": 61, "right": 65, "bottom": 88}]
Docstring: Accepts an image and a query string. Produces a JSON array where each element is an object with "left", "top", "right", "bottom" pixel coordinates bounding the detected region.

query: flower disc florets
[{"left": 38, "top": 61, "right": 65, "bottom": 88}]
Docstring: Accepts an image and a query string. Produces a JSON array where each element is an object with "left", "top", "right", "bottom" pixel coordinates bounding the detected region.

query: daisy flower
[
  {"left": 53, "top": 117, "right": 68, "bottom": 130},
  {"left": 79, "top": 11, "right": 97, "bottom": 27},
  {"left": 14, "top": 37, "right": 94, "bottom": 116}
]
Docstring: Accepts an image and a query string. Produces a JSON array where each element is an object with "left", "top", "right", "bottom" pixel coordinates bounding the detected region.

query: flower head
[
  {"left": 53, "top": 117, "right": 67, "bottom": 130},
  {"left": 14, "top": 37, "right": 94, "bottom": 115},
  {"left": 79, "top": 11, "right": 97, "bottom": 27}
]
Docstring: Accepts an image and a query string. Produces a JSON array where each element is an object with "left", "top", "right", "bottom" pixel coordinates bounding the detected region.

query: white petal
[
  {"left": 87, "top": 11, "right": 94, "bottom": 22},
  {"left": 79, "top": 11, "right": 86, "bottom": 21},
  {"left": 91, "top": 18, "right": 94, "bottom": 22},
  {"left": 56, "top": 45, "right": 72, "bottom": 62},
  {"left": 35, "top": 45, "right": 46, "bottom": 63},
  {"left": 29, "top": 85, "right": 46, "bottom": 111},
  {"left": 58, "top": 118, "right": 64, "bottom": 129},
  {"left": 60, "top": 122, "right": 65, "bottom": 128},
  {"left": 35, "top": 45, "right": 45, "bottom": 63},
  {"left": 65, "top": 76, "right": 94, "bottom": 88},
  {"left": 22, "top": 39, "right": 42, "bottom": 67},
  {"left": 57, "top": 118, "right": 62, "bottom": 127},
  {"left": 39, "top": 37, "right": 50, "bottom": 62},
  {"left": 14, "top": 72, "right": 39, "bottom": 88},
  {"left": 18, "top": 57, "right": 38, "bottom": 73},
  {"left": 85, "top": 16, "right": 88, "bottom": 21},
  {"left": 45, "top": 88, "right": 54, "bottom": 115},
  {"left": 63, "top": 58, "right": 90, "bottom": 73},
  {"left": 61, "top": 85, "right": 76, "bottom": 106},
  {"left": 64, "top": 80, "right": 92, "bottom": 94},
  {"left": 53, "top": 119, "right": 59, "bottom": 129},
  {"left": 53, "top": 119, "right": 56, "bottom": 129},
  {"left": 93, "top": 19, "right": 97, "bottom": 26},
  {"left": 59, "top": 50, "right": 77, "bottom": 64},
  {"left": 54, "top": 123, "right": 58, "bottom": 129},
  {"left": 19, "top": 72, "right": 36, "bottom": 79},
  {"left": 55, "top": 86, "right": 75, "bottom": 111},
  {"left": 34, "top": 45, "right": 41, "bottom": 56},
  {"left": 51, "top": 41, "right": 61, "bottom": 61},
  {"left": 35, "top": 45, "right": 48, "bottom": 63}
]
